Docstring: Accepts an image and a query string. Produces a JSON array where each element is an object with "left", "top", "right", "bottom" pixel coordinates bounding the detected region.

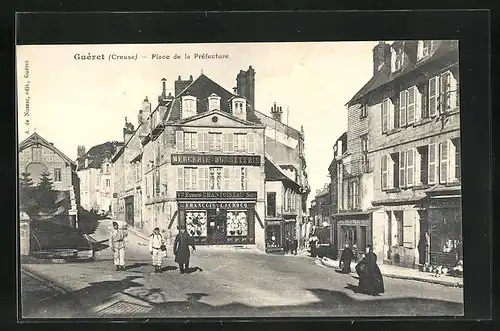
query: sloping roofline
[{"left": 19, "top": 132, "right": 76, "bottom": 166}]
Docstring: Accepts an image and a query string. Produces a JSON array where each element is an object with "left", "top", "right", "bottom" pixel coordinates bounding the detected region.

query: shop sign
[
  {"left": 266, "top": 220, "right": 282, "bottom": 226},
  {"left": 337, "top": 219, "right": 370, "bottom": 226},
  {"left": 177, "top": 191, "right": 258, "bottom": 200},
  {"left": 171, "top": 154, "right": 261, "bottom": 166},
  {"left": 180, "top": 202, "right": 253, "bottom": 209}
]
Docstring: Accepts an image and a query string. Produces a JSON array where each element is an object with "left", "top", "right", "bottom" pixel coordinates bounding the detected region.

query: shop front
[
  {"left": 427, "top": 193, "right": 462, "bottom": 267},
  {"left": 265, "top": 219, "right": 284, "bottom": 253},
  {"left": 177, "top": 191, "right": 257, "bottom": 245},
  {"left": 334, "top": 212, "right": 373, "bottom": 258}
]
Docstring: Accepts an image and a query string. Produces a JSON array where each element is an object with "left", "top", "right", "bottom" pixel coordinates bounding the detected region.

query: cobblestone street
[{"left": 21, "top": 220, "right": 463, "bottom": 318}]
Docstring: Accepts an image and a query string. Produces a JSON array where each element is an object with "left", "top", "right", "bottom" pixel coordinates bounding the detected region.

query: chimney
[
  {"left": 161, "top": 78, "right": 167, "bottom": 97},
  {"left": 246, "top": 65, "right": 255, "bottom": 108},
  {"left": 372, "top": 41, "right": 391, "bottom": 76},
  {"left": 175, "top": 75, "right": 194, "bottom": 96},
  {"left": 233, "top": 87, "right": 238, "bottom": 95},
  {"left": 77, "top": 145, "right": 86, "bottom": 158},
  {"left": 236, "top": 70, "right": 247, "bottom": 99},
  {"left": 270, "top": 102, "right": 283, "bottom": 122}
]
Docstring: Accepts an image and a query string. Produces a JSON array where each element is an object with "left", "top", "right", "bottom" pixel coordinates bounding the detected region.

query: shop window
[
  {"left": 186, "top": 211, "right": 207, "bottom": 237},
  {"left": 266, "top": 225, "right": 282, "bottom": 248},
  {"left": 267, "top": 192, "right": 276, "bottom": 217},
  {"left": 226, "top": 211, "right": 248, "bottom": 236},
  {"left": 394, "top": 211, "right": 404, "bottom": 246}
]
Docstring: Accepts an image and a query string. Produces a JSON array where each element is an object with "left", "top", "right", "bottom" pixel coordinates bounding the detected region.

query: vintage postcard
[{"left": 17, "top": 40, "right": 464, "bottom": 318}]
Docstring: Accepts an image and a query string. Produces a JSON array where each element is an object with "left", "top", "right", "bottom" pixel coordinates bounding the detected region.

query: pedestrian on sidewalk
[
  {"left": 355, "top": 244, "right": 385, "bottom": 296},
  {"left": 149, "top": 227, "right": 167, "bottom": 273},
  {"left": 292, "top": 238, "right": 298, "bottom": 255},
  {"left": 109, "top": 221, "right": 128, "bottom": 271},
  {"left": 173, "top": 225, "right": 196, "bottom": 274},
  {"left": 339, "top": 243, "right": 355, "bottom": 274}
]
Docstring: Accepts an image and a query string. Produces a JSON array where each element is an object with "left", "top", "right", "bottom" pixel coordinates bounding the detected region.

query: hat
[{"left": 112, "top": 221, "right": 118, "bottom": 227}]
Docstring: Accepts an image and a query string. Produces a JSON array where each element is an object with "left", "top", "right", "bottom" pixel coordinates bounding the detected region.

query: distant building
[
  {"left": 111, "top": 67, "right": 310, "bottom": 252},
  {"left": 18, "top": 132, "right": 80, "bottom": 225},
  {"left": 76, "top": 141, "right": 124, "bottom": 213},
  {"left": 309, "top": 185, "right": 331, "bottom": 227},
  {"left": 341, "top": 40, "right": 461, "bottom": 269}
]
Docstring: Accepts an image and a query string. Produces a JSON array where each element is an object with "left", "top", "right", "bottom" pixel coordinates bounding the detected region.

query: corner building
[{"left": 111, "top": 67, "right": 310, "bottom": 252}]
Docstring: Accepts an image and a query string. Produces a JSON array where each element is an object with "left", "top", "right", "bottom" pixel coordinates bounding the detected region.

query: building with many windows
[
  {"left": 76, "top": 141, "right": 123, "bottom": 214},
  {"left": 342, "top": 40, "right": 461, "bottom": 269},
  {"left": 111, "top": 67, "right": 310, "bottom": 252}
]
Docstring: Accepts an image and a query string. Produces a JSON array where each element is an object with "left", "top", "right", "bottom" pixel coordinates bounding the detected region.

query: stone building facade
[
  {"left": 111, "top": 67, "right": 310, "bottom": 252},
  {"left": 343, "top": 40, "right": 461, "bottom": 269}
]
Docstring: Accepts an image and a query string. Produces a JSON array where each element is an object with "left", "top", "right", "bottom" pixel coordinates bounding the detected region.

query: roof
[
  {"left": 19, "top": 133, "right": 76, "bottom": 166},
  {"left": 265, "top": 154, "right": 300, "bottom": 191},
  {"left": 130, "top": 152, "right": 143, "bottom": 163},
  {"left": 166, "top": 73, "right": 262, "bottom": 124},
  {"left": 254, "top": 110, "right": 301, "bottom": 141},
  {"left": 347, "top": 40, "right": 459, "bottom": 106},
  {"left": 77, "top": 141, "right": 124, "bottom": 170}
]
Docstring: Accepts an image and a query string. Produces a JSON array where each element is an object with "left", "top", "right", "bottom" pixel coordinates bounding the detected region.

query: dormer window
[
  {"left": 208, "top": 93, "right": 221, "bottom": 111},
  {"left": 232, "top": 99, "right": 246, "bottom": 114},
  {"left": 182, "top": 95, "right": 197, "bottom": 119},
  {"left": 391, "top": 46, "right": 404, "bottom": 73},
  {"left": 417, "top": 40, "right": 434, "bottom": 61}
]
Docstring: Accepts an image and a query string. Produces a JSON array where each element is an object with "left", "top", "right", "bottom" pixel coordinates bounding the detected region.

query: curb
[
  {"left": 21, "top": 266, "right": 72, "bottom": 295},
  {"left": 319, "top": 258, "right": 463, "bottom": 288}
]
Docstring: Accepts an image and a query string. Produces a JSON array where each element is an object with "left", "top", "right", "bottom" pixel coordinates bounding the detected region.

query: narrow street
[{"left": 21, "top": 220, "right": 464, "bottom": 318}]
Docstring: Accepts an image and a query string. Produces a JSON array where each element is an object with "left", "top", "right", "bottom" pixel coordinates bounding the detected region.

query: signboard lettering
[
  {"left": 338, "top": 219, "right": 370, "bottom": 226},
  {"left": 177, "top": 191, "right": 258, "bottom": 200},
  {"left": 180, "top": 202, "right": 253, "bottom": 209},
  {"left": 171, "top": 154, "right": 261, "bottom": 166}
]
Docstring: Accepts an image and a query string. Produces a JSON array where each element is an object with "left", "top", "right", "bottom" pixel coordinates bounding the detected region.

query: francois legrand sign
[
  {"left": 171, "top": 154, "right": 261, "bottom": 166},
  {"left": 180, "top": 202, "right": 253, "bottom": 210},
  {"left": 177, "top": 191, "right": 258, "bottom": 200}
]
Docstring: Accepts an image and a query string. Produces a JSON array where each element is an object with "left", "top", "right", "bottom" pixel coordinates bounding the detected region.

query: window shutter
[
  {"left": 387, "top": 155, "right": 394, "bottom": 189},
  {"left": 191, "top": 168, "right": 197, "bottom": 190},
  {"left": 222, "top": 133, "right": 228, "bottom": 153},
  {"left": 203, "top": 133, "right": 210, "bottom": 152},
  {"left": 439, "top": 141, "right": 449, "bottom": 184},
  {"left": 381, "top": 155, "right": 388, "bottom": 189},
  {"left": 415, "top": 86, "right": 422, "bottom": 122},
  {"left": 227, "top": 133, "right": 234, "bottom": 152},
  {"left": 177, "top": 167, "right": 184, "bottom": 191},
  {"left": 175, "top": 131, "right": 184, "bottom": 152},
  {"left": 184, "top": 133, "right": 191, "bottom": 152},
  {"left": 241, "top": 134, "right": 247, "bottom": 152},
  {"left": 248, "top": 133, "right": 255, "bottom": 153},
  {"left": 241, "top": 167, "right": 248, "bottom": 190},
  {"left": 407, "top": 87, "right": 416, "bottom": 124},
  {"left": 197, "top": 132, "right": 204, "bottom": 152},
  {"left": 428, "top": 77, "right": 438, "bottom": 116},
  {"left": 406, "top": 149, "right": 415, "bottom": 187},
  {"left": 382, "top": 101, "right": 388, "bottom": 133},
  {"left": 448, "top": 139, "right": 456, "bottom": 182},
  {"left": 399, "top": 90, "right": 407, "bottom": 127},
  {"left": 191, "top": 133, "right": 198, "bottom": 152},
  {"left": 399, "top": 151, "right": 406, "bottom": 188},
  {"left": 402, "top": 210, "right": 415, "bottom": 249},
  {"left": 233, "top": 134, "right": 239, "bottom": 152},
  {"left": 223, "top": 167, "right": 230, "bottom": 190},
  {"left": 428, "top": 143, "right": 437, "bottom": 185},
  {"left": 415, "top": 148, "right": 422, "bottom": 185},
  {"left": 388, "top": 99, "right": 395, "bottom": 131},
  {"left": 440, "top": 72, "right": 450, "bottom": 114},
  {"left": 449, "top": 72, "right": 458, "bottom": 110}
]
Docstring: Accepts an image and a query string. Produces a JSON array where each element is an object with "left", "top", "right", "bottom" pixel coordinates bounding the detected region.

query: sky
[{"left": 16, "top": 41, "right": 375, "bottom": 205}]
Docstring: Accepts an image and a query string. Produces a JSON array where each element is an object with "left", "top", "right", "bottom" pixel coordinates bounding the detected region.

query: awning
[{"left": 372, "top": 196, "right": 426, "bottom": 206}]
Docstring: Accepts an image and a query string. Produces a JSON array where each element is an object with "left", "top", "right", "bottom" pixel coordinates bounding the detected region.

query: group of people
[
  {"left": 339, "top": 243, "right": 385, "bottom": 296},
  {"left": 108, "top": 222, "right": 196, "bottom": 274},
  {"left": 284, "top": 236, "right": 298, "bottom": 255}
]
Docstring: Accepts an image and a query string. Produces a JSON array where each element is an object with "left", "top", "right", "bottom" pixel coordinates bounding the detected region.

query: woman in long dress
[
  {"left": 173, "top": 226, "right": 196, "bottom": 274},
  {"left": 355, "top": 245, "right": 385, "bottom": 295}
]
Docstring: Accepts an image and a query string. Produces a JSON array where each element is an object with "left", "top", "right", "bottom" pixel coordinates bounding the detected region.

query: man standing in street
[
  {"left": 173, "top": 225, "right": 196, "bottom": 274},
  {"left": 149, "top": 227, "right": 166, "bottom": 273},
  {"left": 109, "top": 221, "right": 127, "bottom": 271}
]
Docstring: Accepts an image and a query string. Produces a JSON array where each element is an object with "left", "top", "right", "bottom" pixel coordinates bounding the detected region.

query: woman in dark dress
[
  {"left": 355, "top": 245, "right": 385, "bottom": 295},
  {"left": 339, "top": 243, "right": 355, "bottom": 273},
  {"left": 173, "top": 226, "right": 196, "bottom": 274}
]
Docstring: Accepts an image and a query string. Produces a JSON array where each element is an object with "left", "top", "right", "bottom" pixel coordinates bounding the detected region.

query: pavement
[{"left": 20, "top": 219, "right": 464, "bottom": 318}]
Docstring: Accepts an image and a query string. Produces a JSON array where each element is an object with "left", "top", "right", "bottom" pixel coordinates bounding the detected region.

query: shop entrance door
[{"left": 207, "top": 210, "right": 226, "bottom": 245}]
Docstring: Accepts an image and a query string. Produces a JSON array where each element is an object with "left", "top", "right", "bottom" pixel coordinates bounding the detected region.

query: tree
[
  {"left": 19, "top": 172, "right": 37, "bottom": 218},
  {"left": 77, "top": 206, "right": 104, "bottom": 234},
  {"left": 34, "top": 171, "right": 58, "bottom": 214}
]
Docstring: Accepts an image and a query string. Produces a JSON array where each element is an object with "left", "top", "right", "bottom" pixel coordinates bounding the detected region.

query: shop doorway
[
  {"left": 207, "top": 210, "right": 226, "bottom": 245},
  {"left": 125, "top": 196, "right": 134, "bottom": 227}
]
